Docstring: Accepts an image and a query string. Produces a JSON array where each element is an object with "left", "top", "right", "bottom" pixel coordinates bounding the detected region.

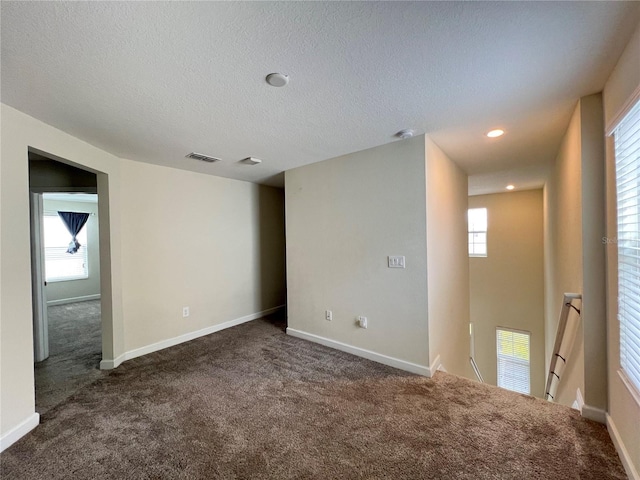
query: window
[
  {"left": 496, "top": 328, "right": 530, "bottom": 394},
  {"left": 43, "top": 215, "right": 88, "bottom": 282},
  {"left": 468, "top": 208, "right": 487, "bottom": 257},
  {"left": 614, "top": 98, "right": 640, "bottom": 393}
]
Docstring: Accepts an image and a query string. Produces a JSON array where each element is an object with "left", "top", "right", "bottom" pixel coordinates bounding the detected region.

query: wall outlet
[
  {"left": 357, "top": 315, "right": 368, "bottom": 329},
  {"left": 388, "top": 256, "right": 406, "bottom": 268},
  {"left": 182, "top": 306, "right": 190, "bottom": 318},
  {"left": 325, "top": 310, "right": 332, "bottom": 321}
]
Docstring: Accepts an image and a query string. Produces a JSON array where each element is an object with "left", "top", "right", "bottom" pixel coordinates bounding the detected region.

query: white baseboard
[
  {"left": 607, "top": 413, "right": 640, "bottom": 480},
  {"left": 286, "top": 328, "right": 432, "bottom": 377},
  {"left": 0, "top": 413, "right": 39, "bottom": 453},
  {"left": 100, "top": 305, "right": 285, "bottom": 370},
  {"left": 47, "top": 294, "right": 101, "bottom": 306},
  {"left": 430, "top": 354, "right": 442, "bottom": 374},
  {"left": 581, "top": 404, "right": 607, "bottom": 424},
  {"left": 572, "top": 388, "right": 585, "bottom": 411}
]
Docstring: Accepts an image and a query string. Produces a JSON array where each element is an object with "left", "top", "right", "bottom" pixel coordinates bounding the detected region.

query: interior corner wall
[
  {"left": 469, "top": 189, "right": 545, "bottom": 397},
  {"left": 425, "top": 137, "right": 471, "bottom": 378},
  {"left": 603, "top": 21, "right": 640, "bottom": 478},
  {"left": 119, "top": 160, "right": 286, "bottom": 352},
  {"left": 543, "top": 101, "right": 585, "bottom": 408},
  {"left": 285, "top": 136, "right": 430, "bottom": 370},
  {"left": 42, "top": 199, "right": 101, "bottom": 304},
  {"left": 579, "top": 93, "right": 607, "bottom": 411}
]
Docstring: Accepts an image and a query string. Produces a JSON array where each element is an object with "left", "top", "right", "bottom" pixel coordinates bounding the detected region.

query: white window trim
[
  {"left": 43, "top": 214, "right": 89, "bottom": 283},
  {"left": 612, "top": 97, "right": 640, "bottom": 397},
  {"left": 468, "top": 208, "right": 488, "bottom": 258}
]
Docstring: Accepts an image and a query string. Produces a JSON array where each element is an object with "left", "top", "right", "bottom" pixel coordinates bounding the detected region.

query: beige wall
[
  {"left": 469, "top": 190, "right": 545, "bottom": 397},
  {"left": 285, "top": 136, "right": 430, "bottom": 368},
  {"left": 120, "top": 160, "right": 285, "bottom": 352},
  {"left": 603, "top": 21, "right": 640, "bottom": 478},
  {"left": 0, "top": 104, "right": 286, "bottom": 445},
  {"left": 285, "top": 135, "right": 470, "bottom": 377},
  {"left": 43, "top": 198, "right": 101, "bottom": 304},
  {"left": 544, "top": 93, "right": 607, "bottom": 413},
  {"left": 1, "top": 104, "right": 125, "bottom": 438},
  {"left": 426, "top": 138, "right": 471, "bottom": 378},
  {"left": 579, "top": 94, "right": 607, "bottom": 411},
  {"left": 544, "top": 101, "right": 585, "bottom": 407}
]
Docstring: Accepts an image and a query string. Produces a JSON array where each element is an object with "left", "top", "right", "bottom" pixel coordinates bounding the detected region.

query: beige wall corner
[
  {"left": 543, "top": 100, "right": 584, "bottom": 407},
  {"left": 0, "top": 103, "right": 125, "bottom": 440},
  {"left": 579, "top": 93, "right": 607, "bottom": 410},
  {"left": 285, "top": 136, "right": 430, "bottom": 368},
  {"left": 469, "top": 189, "right": 545, "bottom": 396},
  {"left": 425, "top": 137, "right": 471, "bottom": 379}
]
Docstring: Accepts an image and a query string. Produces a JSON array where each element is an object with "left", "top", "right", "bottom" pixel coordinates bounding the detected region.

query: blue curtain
[{"left": 57, "top": 211, "right": 90, "bottom": 254}]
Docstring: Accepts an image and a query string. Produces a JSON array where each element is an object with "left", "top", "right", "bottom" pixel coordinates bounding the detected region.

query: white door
[{"left": 30, "top": 192, "right": 49, "bottom": 362}]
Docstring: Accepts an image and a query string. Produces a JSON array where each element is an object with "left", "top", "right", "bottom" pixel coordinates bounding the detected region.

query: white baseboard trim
[
  {"left": 572, "top": 388, "right": 585, "bottom": 411},
  {"left": 47, "top": 294, "right": 101, "bottom": 306},
  {"left": 100, "top": 305, "right": 285, "bottom": 370},
  {"left": 286, "top": 328, "right": 432, "bottom": 377},
  {"left": 430, "top": 354, "right": 442, "bottom": 375},
  {"left": 581, "top": 404, "right": 607, "bottom": 424},
  {"left": 0, "top": 413, "right": 39, "bottom": 453},
  {"left": 607, "top": 413, "right": 640, "bottom": 480}
]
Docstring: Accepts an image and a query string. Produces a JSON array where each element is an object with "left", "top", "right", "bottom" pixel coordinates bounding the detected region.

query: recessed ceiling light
[
  {"left": 240, "top": 157, "right": 262, "bottom": 165},
  {"left": 266, "top": 73, "right": 289, "bottom": 87},
  {"left": 396, "top": 129, "right": 415, "bottom": 139},
  {"left": 506, "top": 185, "right": 515, "bottom": 190},
  {"left": 486, "top": 129, "right": 505, "bottom": 138}
]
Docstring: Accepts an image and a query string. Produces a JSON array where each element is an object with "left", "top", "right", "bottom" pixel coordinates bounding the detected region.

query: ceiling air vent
[{"left": 185, "top": 152, "right": 221, "bottom": 163}]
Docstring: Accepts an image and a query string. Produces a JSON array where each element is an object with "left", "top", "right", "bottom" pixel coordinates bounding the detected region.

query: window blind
[
  {"left": 496, "top": 328, "right": 530, "bottom": 395},
  {"left": 614, "top": 99, "right": 640, "bottom": 393}
]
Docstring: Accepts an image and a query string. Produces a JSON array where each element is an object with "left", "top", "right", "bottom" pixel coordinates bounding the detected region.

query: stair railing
[
  {"left": 470, "top": 356, "right": 484, "bottom": 383},
  {"left": 545, "top": 293, "right": 582, "bottom": 402}
]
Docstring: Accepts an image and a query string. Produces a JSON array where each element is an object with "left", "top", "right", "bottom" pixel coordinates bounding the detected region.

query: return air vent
[{"left": 185, "top": 152, "right": 221, "bottom": 163}]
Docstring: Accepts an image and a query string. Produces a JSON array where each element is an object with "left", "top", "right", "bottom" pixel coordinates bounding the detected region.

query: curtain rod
[{"left": 43, "top": 211, "right": 96, "bottom": 216}]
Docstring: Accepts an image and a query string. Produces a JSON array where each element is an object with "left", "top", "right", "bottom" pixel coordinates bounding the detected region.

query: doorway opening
[{"left": 28, "top": 151, "right": 110, "bottom": 414}]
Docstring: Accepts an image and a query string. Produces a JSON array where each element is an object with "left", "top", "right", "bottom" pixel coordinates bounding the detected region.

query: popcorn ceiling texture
[
  {"left": 2, "top": 2, "right": 639, "bottom": 190},
  {"left": 1, "top": 314, "right": 625, "bottom": 479}
]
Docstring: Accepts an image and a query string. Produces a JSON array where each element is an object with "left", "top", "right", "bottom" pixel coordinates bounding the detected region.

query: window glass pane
[
  {"left": 468, "top": 208, "right": 488, "bottom": 257},
  {"left": 468, "top": 208, "right": 487, "bottom": 231},
  {"left": 43, "top": 215, "right": 88, "bottom": 282}
]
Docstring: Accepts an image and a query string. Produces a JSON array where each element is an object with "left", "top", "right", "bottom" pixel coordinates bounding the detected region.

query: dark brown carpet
[
  {"left": 2, "top": 313, "right": 626, "bottom": 479},
  {"left": 35, "top": 300, "right": 105, "bottom": 414}
]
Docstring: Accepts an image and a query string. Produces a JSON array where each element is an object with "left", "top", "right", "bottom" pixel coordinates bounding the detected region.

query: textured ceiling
[{"left": 2, "top": 2, "right": 639, "bottom": 190}]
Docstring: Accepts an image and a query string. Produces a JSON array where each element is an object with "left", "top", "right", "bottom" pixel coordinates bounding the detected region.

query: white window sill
[{"left": 618, "top": 369, "right": 640, "bottom": 409}]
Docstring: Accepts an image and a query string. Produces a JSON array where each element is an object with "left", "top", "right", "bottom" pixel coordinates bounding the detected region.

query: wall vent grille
[{"left": 185, "top": 152, "right": 221, "bottom": 163}]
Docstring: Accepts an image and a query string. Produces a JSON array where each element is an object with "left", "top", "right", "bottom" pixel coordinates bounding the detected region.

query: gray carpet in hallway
[
  {"left": 35, "top": 300, "right": 105, "bottom": 414},
  {"left": 3, "top": 313, "right": 626, "bottom": 479}
]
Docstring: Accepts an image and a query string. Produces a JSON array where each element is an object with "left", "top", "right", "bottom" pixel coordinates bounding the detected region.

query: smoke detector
[
  {"left": 396, "top": 129, "right": 415, "bottom": 139},
  {"left": 240, "top": 157, "right": 262, "bottom": 165},
  {"left": 266, "top": 73, "right": 289, "bottom": 87},
  {"left": 185, "top": 152, "right": 221, "bottom": 163}
]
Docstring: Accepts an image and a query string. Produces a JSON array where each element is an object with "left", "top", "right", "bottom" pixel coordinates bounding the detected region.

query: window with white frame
[
  {"left": 496, "top": 328, "right": 531, "bottom": 395},
  {"left": 468, "top": 208, "right": 488, "bottom": 257},
  {"left": 43, "top": 215, "right": 88, "bottom": 282},
  {"left": 613, "top": 98, "right": 640, "bottom": 393}
]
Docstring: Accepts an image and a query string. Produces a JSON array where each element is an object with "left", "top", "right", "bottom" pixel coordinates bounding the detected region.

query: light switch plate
[{"left": 388, "top": 256, "right": 406, "bottom": 268}]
